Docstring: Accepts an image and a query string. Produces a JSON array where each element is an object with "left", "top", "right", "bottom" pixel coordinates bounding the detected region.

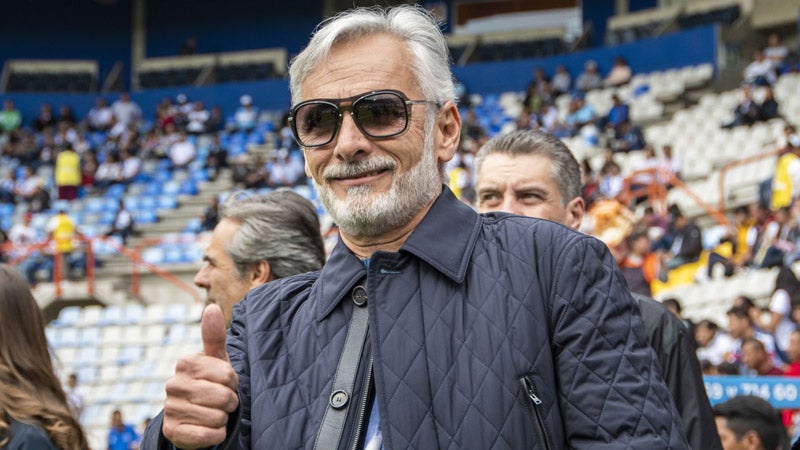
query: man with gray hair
[
  {"left": 144, "top": 6, "right": 686, "bottom": 449},
  {"left": 193, "top": 189, "right": 326, "bottom": 327},
  {"left": 475, "top": 128, "right": 721, "bottom": 450}
]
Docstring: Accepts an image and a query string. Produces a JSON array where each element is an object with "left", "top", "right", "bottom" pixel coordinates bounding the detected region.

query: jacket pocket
[{"left": 520, "top": 376, "right": 552, "bottom": 450}]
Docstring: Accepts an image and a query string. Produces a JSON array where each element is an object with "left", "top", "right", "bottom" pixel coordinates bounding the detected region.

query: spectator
[
  {"left": 755, "top": 206, "right": 798, "bottom": 268},
  {"left": 108, "top": 409, "right": 139, "bottom": 450},
  {"left": 619, "top": 229, "right": 660, "bottom": 297},
  {"left": 81, "top": 151, "right": 98, "bottom": 193},
  {"left": 168, "top": 131, "right": 196, "bottom": 169},
  {"left": 194, "top": 190, "right": 326, "bottom": 327},
  {"left": 759, "top": 86, "right": 780, "bottom": 121},
  {"left": 31, "top": 103, "right": 57, "bottom": 132},
  {"left": 787, "top": 328, "right": 800, "bottom": 376},
  {"left": 771, "top": 137, "right": 800, "bottom": 210},
  {"left": 111, "top": 92, "right": 142, "bottom": 130},
  {"left": 233, "top": 94, "right": 258, "bottom": 131},
  {"left": 601, "top": 93, "right": 630, "bottom": 133},
  {"left": 144, "top": 6, "right": 688, "bottom": 449},
  {"left": 205, "top": 105, "right": 224, "bottom": 132},
  {"left": 94, "top": 153, "right": 122, "bottom": 190},
  {"left": 179, "top": 36, "right": 197, "bottom": 55},
  {"left": 8, "top": 211, "right": 47, "bottom": 286},
  {"left": 611, "top": 119, "right": 646, "bottom": 153},
  {"left": 575, "top": 60, "right": 603, "bottom": 92},
  {"left": 564, "top": 95, "right": 596, "bottom": 136},
  {"left": 551, "top": 64, "right": 571, "bottom": 97},
  {"left": 744, "top": 50, "right": 777, "bottom": 87},
  {"left": 266, "top": 149, "right": 304, "bottom": 187},
  {"left": 0, "top": 99, "right": 22, "bottom": 134},
  {"left": 605, "top": 55, "right": 632, "bottom": 87},
  {"left": 726, "top": 306, "right": 779, "bottom": 369},
  {"left": 106, "top": 199, "right": 135, "bottom": 246},
  {"left": 723, "top": 84, "right": 762, "bottom": 128},
  {"left": 86, "top": 97, "right": 113, "bottom": 132},
  {"left": 14, "top": 166, "right": 44, "bottom": 204},
  {"left": 598, "top": 160, "right": 624, "bottom": 199},
  {"left": 63, "top": 372, "right": 84, "bottom": 421},
  {"left": 714, "top": 396, "right": 787, "bottom": 450},
  {"left": 204, "top": 134, "right": 228, "bottom": 182},
  {"left": 742, "top": 337, "right": 784, "bottom": 375},
  {"left": 58, "top": 105, "right": 77, "bottom": 127},
  {"left": 695, "top": 319, "right": 735, "bottom": 366},
  {"left": 0, "top": 169, "right": 15, "bottom": 203},
  {"left": 0, "top": 265, "right": 89, "bottom": 449},
  {"left": 200, "top": 196, "right": 219, "bottom": 232},
  {"left": 758, "top": 266, "right": 800, "bottom": 359},
  {"left": 54, "top": 145, "right": 81, "bottom": 201},
  {"left": 662, "top": 205, "right": 703, "bottom": 272},
  {"left": 185, "top": 100, "right": 211, "bottom": 134},
  {"left": 118, "top": 147, "right": 141, "bottom": 185},
  {"left": 764, "top": 33, "right": 789, "bottom": 74},
  {"left": 46, "top": 209, "right": 84, "bottom": 278}
]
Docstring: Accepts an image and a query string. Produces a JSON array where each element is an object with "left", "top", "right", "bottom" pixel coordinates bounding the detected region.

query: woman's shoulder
[{"left": 5, "top": 419, "right": 58, "bottom": 450}]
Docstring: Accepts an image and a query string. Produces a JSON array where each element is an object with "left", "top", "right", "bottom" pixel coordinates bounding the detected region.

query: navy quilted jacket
[{"left": 145, "top": 188, "right": 688, "bottom": 449}]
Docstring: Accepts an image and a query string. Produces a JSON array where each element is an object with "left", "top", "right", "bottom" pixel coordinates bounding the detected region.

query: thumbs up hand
[{"left": 162, "top": 304, "right": 239, "bottom": 449}]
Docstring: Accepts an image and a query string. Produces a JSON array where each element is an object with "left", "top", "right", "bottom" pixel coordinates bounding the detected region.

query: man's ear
[
  {"left": 434, "top": 101, "right": 461, "bottom": 166},
  {"left": 250, "top": 260, "right": 272, "bottom": 287},
  {"left": 565, "top": 196, "right": 585, "bottom": 230}
]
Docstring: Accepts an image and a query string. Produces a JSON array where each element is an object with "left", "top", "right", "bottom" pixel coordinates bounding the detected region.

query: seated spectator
[
  {"left": 32, "top": 103, "right": 57, "bottom": 132},
  {"left": 86, "top": 97, "right": 113, "bottom": 132},
  {"left": 743, "top": 50, "right": 777, "bottom": 87},
  {"left": 695, "top": 319, "right": 735, "bottom": 366},
  {"left": 605, "top": 56, "right": 632, "bottom": 87},
  {"left": 111, "top": 92, "right": 142, "bottom": 130},
  {"left": 94, "top": 153, "right": 122, "bottom": 190},
  {"left": 200, "top": 197, "right": 219, "bottom": 232},
  {"left": 723, "top": 84, "right": 761, "bottom": 128},
  {"left": 611, "top": 120, "right": 646, "bottom": 153},
  {"left": 204, "top": 134, "right": 228, "bottom": 182},
  {"left": 786, "top": 328, "right": 800, "bottom": 376},
  {"left": 551, "top": 64, "right": 571, "bottom": 97},
  {"left": 764, "top": 33, "right": 789, "bottom": 74},
  {"left": 0, "top": 99, "right": 22, "bottom": 134},
  {"left": 757, "top": 265, "right": 800, "bottom": 362},
  {"left": 81, "top": 151, "right": 98, "bottom": 193},
  {"left": 713, "top": 396, "right": 787, "bottom": 450},
  {"left": 46, "top": 209, "right": 85, "bottom": 279},
  {"left": 8, "top": 211, "right": 48, "bottom": 286},
  {"left": 185, "top": 101, "right": 211, "bottom": 134},
  {"left": 119, "top": 147, "right": 141, "bottom": 184},
  {"left": 742, "top": 337, "right": 784, "bottom": 375},
  {"left": 0, "top": 168, "right": 15, "bottom": 203},
  {"left": 106, "top": 199, "right": 135, "bottom": 246},
  {"left": 564, "top": 95, "right": 596, "bottom": 136},
  {"left": 618, "top": 229, "right": 660, "bottom": 297},
  {"left": 168, "top": 132, "right": 196, "bottom": 169},
  {"left": 770, "top": 138, "right": 800, "bottom": 210},
  {"left": 14, "top": 166, "right": 44, "bottom": 204},
  {"left": 575, "top": 60, "right": 603, "bottom": 92},
  {"left": 266, "top": 149, "right": 304, "bottom": 187},
  {"left": 205, "top": 105, "right": 224, "bottom": 132},
  {"left": 234, "top": 94, "right": 258, "bottom": 131},
  {"left": 754, "top": 206, "right": 798, "bottom": 268},
  {"left": 58, "top": 105, "right": 77, "bottom": 127},
  {"left": 758, "top": 86, "right": 780, "bottom": 121},
  {"left": 662, "top": 205, "right": 703, "bottom": 272},
  {"left": 599, "top": 93, "right": 630, "bottom": 133},
  {"left": 598, "top": 160, "right": 624, "bottom": 199}
]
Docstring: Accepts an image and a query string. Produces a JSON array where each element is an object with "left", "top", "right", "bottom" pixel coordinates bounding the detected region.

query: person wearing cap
[
  {"left": 234, "top": 94, "right": 257, "bottom": 131},
  {"left": 714, "top": 395, "right": 787, "bottom": 450},
  {"left": 475, "top": 128, "right": 721, "bottom": 450}
]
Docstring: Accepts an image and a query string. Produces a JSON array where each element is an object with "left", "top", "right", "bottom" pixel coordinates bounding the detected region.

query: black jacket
[{"left": 4, "top": 419, "right": 58, "bottom": 450}]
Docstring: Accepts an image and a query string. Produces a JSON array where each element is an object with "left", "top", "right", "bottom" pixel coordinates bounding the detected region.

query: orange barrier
[
  {"left": 2, "top": 235, "right": 202, "bottom": 303},
  {"left": 717, "top": 147, "right": 782, "bottom": 212}
]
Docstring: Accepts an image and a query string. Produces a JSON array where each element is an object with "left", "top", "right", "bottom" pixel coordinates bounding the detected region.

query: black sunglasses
[{"left": 288, "top": 89, "right": 440, "bottom": 148}]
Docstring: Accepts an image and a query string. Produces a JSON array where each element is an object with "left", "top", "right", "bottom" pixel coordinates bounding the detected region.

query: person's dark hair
[
  {"left": 0, "top": 265, "right": 89, "bottom": 449},
  {"left": 475, "top": 129, "right": 582, "bottom": 206},
  {"left": 774, "top": 265, "right": 800, "bottom": 298},
  {"left": 220, "top": 190, "right": 326, "bottom": 279},
  {"left": 697, "top": 319, "right": 719, "bottom": 331},
  {"left": 662, "top": 298, "right": 682, "bottom": 314},
  {"left": 733, "top": 295, "right": 756, "bottom": 311},
  {"left": 741, "top": 336, "right": 766, "bottom": 353},
  {"left": 713, "top": 395, "right": 785, "bottom": 450},
  {"left": 727, "top": 306, "right": 753, "bottom": 324},
  {"left": 716, "top": 362, "right": 740, "bottom": 375}
]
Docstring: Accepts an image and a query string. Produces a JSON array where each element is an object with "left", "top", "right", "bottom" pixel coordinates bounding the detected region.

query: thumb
[{"left": 201, "top": 304, "right": 230, "bottom": 362}]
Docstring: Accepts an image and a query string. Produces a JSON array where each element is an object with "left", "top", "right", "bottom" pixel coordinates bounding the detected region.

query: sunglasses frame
[{"left": 288, "top": 89, "right": 439, "bottom": 148}]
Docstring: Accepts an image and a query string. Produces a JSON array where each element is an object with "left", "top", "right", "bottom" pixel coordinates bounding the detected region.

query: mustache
[{"left": 322, "top": 157, "right": 396, "bottom": 180}]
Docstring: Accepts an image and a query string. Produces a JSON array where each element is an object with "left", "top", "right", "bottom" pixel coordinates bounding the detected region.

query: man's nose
[
  {"left": 333, "top": 112, "right": 371, "bottom": 162},
  {"left": 193, "top": 265, "right": 209, "bottom": 288}
]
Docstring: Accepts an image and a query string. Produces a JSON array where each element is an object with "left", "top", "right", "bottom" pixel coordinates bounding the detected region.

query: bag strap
[{"left": 314, "top": 282, "right": 370, "bottom": 450}]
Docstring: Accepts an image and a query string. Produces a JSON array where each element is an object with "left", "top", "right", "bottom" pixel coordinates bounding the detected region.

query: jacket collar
[{"left": 315, "top": 186, "right": 481, "bottom": 320}]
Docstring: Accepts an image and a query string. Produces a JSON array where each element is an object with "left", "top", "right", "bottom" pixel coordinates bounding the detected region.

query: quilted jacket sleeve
[{"left": 549, "top": 234, "right": 689, "bottom": 448}]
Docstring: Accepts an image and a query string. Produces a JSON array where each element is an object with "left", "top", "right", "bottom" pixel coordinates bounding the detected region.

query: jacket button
[
  {"left": 330, "top": 390, "right": 349, "bottom": 409},
  {"left": 352, "top": 285, "right": 367, "bottom": 306}
]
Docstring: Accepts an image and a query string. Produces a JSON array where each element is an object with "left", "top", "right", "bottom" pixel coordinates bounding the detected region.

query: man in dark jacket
[
  {"left": 475, "top": 128, "right": 721, "bottom": 450},
  {"left": 143, "top": 5, "right": 688, "bottom": 449}
]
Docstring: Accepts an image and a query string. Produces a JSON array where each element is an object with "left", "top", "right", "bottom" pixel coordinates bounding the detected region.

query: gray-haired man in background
[{"left": 193, "top": 189, "right": 326, "bottom": 326}]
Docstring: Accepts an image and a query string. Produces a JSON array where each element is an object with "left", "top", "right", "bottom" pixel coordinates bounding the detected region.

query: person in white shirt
[
  {"left": 86, "top": 97, "right": 114, "bottom": 131},
  {"left": 168, "top": 132, "right": 196, "bottom": 168},
  {"left": 234, "top": 94, "right": 258, "bottom": 131},
  {"left": 64, "top": 373, "right": 84, "bottom": 421},
  {"left": 111, "top": 92, "right": 142, "bottom": 128},
  {"left": 743, "top": 50, "right": 777, "bottom": 86},
  {"left": 757, "top": 266, "right": 800, "bottom": 359},
  {"left": 186, "top": 101, "right": 211, "bottom": 134},
  {"left": 119, "top": 148, "right": 141, "bottom": 184},
  {"left": 695, "top": 319, "right": 735, "bottom": 366}
]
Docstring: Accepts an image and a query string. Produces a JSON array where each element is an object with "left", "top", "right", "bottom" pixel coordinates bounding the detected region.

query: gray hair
[
  {"left": 475, "top": 129, "right": 582, "bottom": 205},
  {"left": 288, "top": 5, "right": 456, "bottom": 107},
  {"left": 220, "top": 190, "right": 326, "bottom": 279}
]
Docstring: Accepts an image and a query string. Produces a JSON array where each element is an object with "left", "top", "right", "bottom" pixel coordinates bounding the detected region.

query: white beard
[{"left": 314, "top": 129, "right": 441, "bottom": 238}]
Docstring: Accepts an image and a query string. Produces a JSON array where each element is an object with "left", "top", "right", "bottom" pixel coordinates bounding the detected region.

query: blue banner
[{"left": 704, "top": 376, "right": 800, "bottom": 408}]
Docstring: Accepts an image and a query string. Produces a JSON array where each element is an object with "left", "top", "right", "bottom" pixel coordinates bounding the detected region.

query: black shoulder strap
[{"left": 314, "top": 282, "right": 370, "bottom": 450}]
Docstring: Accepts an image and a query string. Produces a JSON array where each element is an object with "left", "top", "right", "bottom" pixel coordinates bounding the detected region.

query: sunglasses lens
[
  {"left": 354, "top": 93, "right": 408, "bottom": 137},
  {"left": 293, "top": 102, "right": 339, "bottom": 146}
]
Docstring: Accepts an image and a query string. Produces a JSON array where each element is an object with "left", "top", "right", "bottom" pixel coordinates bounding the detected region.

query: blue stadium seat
[
  {"left": 157, "top": 196, "right": 177, "bottom": 210},
  {"left": 105, "top": 183, "right": 126, "bottom": 199},
  {"left": 52, "top": 306, "right": 82, "bottom": 327},
  {"left": 142, "top": 247, "right": 165, "bottom": 265}
]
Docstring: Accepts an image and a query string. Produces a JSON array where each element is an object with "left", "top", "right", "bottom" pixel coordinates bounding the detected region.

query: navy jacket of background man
[{"left": 145, "top": 187, "right": 688, "bottom": 449}]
